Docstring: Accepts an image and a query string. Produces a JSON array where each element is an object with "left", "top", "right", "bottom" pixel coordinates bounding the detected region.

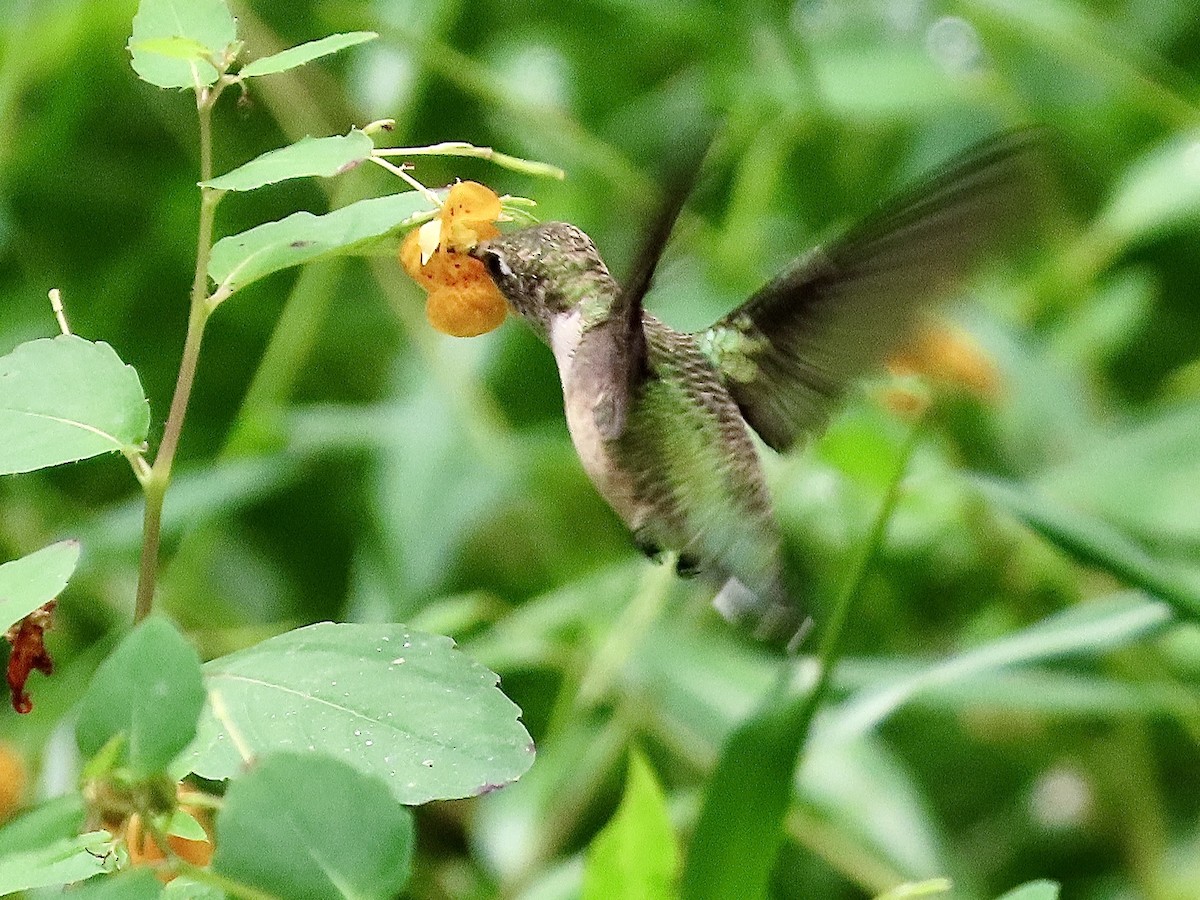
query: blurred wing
[
  {"left": 593, "top": 126, "right": 715, "bottom": 439},
  {"left": 703, "top": 129, "right": 1044, "bottom": 452}
]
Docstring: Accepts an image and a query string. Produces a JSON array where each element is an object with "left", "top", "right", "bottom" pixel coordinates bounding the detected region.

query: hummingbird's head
[{"left": 471, "top": 222, "right": 616, "bottom": 339}]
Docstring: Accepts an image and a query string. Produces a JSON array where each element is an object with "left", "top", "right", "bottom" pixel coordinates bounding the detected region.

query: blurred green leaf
[
  {"left": 1037, "top": 403, "right": 1200, "bottom": 554},
  {"left": 828, "top": 592, "right": 1174, "bottom": 740},
  {"left": 814, "top": 47, "right": 966, "bottom": 120},
  {"left": 129, "top": 36, "right": 214, "bottom": 62},
  {"left": 165, "top": 808, "right": 207, "bottom": 842},
  {"left": 201, "top": 130, "right": 375, "bottom": 191},
  {"left": 213, "top": 753, "right": 412, "bottom": 900},
  {"left": 681, "top": 664, "right": 805, "bottom": 900},
  {"left": 75, "top": 617, "right": 206, "bottom": 776},
  {"left": 161, "top": 876, "right": 224, "bottom": 898},
  {"left": 239, "top": 31, "right": 378, "bottom": 78},
  {"left": 582, "top": 750, "right": 678, "bottom": 900},
  {"left": 0, "top": 796, "right": 86, "bottom": 856},
  {"left": 368, "top": 380, "right": 513, "bottom": 600},
  {"left": 1049, "top": 268, "right": 1154, "bottom": 368},
  {"left": 0, "top": 335, "right": 149, "bottom": 475},
  {"left": 128, "top": 0, "right": 237, "bottom": 89},
  {"left": 186, "top": 622, "right": 534, "bottom": 803},
  {"left": 472, "top": 715, "right": 627, "bottom": 883},
  {"left": 207, "top": 192, "right": 430, "bottom": 299},
  {"left": 873, "top": 877, "right": 953, "bottom": 899},
  {"left": 974, "top": 476, "right": 1200, "bottom": 620},
  {"left": 0, "top": 831, "right": 117, "bottom": 893},
  {"left": 625, "top": 624, "right": 953, "bottom": 885},
  {"left": 995, "top": 880, "right": 1060, "bottom": 900},
  {"left": 796, "top": 732, "right": 952, "bottom": 888},
  {"left": 73, "top": 455, "right": 305, "bottom": 567},
  {"left": 817, "top": 649, "right": 1199, "bottom": 727},
  {"left": 0, "top": 540, "right": 79, "bottom": 633},
  {"left": 1097, "top": 132, "right": 1200, "bottom": 252},
  {"left": 70, "top": 869, "right": 164, "bottom": 899}
]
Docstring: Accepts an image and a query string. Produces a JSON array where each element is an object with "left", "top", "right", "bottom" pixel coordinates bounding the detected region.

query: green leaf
[
  {"left": 470, "top": 715, "right": 628, "bottom": 884},
  {"left": 128, "top": 0, "right": 237, "bottom": 89},
  {"left": 0, "top": 796, "right": 86, "bottom": 856},
  {"left": 76, "top": 617, "right": 206, "bottom": 776},
  {"left": 680, "top": 665, "right": 806, "bottom": 900},
  {"left": 161, "top": 875, "right": 224, "bottom": 898},
  {"left": 0, "top": 831, "right": 118, "bottom": 894},
  {"left": 186, "top": 623, "right": 534, "bottom": 804},
  {"left": 582, "top": 750, "right": 678, "bottom": 900},
  {"left": 1097, "top": 131, "right": 1200, "bottom": 251},
  {"left": 70, "top": 869, "right": 164, "bottom": 899},
  {"left": 207, "top": 192, "right": 431, "bottom": 300},
  {"left": 873, "top": 878, "right": 954, "bottom": 899},
  {"left": 212, "top": 753, "right": 413, "bottom": 900},
  {"left": 0, "top": 540, "right": 80, "bottom": 633},
  {"left": 0, "top": 335, "right": 150, "bottom": 475},
  {"left": 828, "top": 592, "right": 1174, "bottom": 740},
  {"left": 996, "top": 880, "right": 1061, "bottom": 900},
  {"left": 129, "top": 36, "right": 214, "bottom": 62},
  {"left": 239, "top": 31, "right": 378, "bottom": 78},
  {"left": 1036, "top": 403, "right": 1200, "bottom": 554},
  {"left": 624, "top": 621, "right": 953, "bottom": 883},
  {"left": 201, "top": 130, "right": 375, "bottom": 191},
  {"left": 974, "top": 476, "right": 1200, "bottom": 620},
  {"left": 166, "top": 808, "right": 207, "bottom": 842},
  {"left": 798, "top": 732, "right": 952, "bottom": 883},
  {"left": 814, "top": 46, "right": 965, "bottom": 120}
]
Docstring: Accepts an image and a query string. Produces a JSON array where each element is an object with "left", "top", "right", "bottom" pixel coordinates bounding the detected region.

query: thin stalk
[
  {"left": 374, "top": 141, "right": 566, "bottom": 180},
  {"left": 133, "top": 88, "right": 223, "bottom": 622},
  {"left": 793, "top": 416, "right": 926, "bottom": 752}
]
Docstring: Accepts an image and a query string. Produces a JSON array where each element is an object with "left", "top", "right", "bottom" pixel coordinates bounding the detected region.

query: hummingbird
[{"left": 470, "top": 131, "right": 1040, "bottom": 645}]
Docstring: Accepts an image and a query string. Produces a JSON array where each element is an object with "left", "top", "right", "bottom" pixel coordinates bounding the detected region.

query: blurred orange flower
[
  {"left": 888, "top": 322, "right": 1002, "bottom": 402},
  {"left": 400, "top": 181, "right": 508, "bottom": 338}
]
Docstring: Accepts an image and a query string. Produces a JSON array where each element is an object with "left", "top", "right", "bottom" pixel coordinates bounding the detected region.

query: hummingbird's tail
[{"left": 713, "top": 577, "right": 812, "bottom": 654}]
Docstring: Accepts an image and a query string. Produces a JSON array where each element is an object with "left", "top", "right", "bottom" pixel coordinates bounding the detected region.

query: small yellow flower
[{"left": 400, "top": 181, "right": 508, "bottom": 338}]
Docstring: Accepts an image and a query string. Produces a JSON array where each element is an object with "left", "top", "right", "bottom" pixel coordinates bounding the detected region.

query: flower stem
[
  {"left": 133, "top": 88, "right": 222, "bottom": 622},
  {"left": 793, "top": 415, "right": 926, "bottom": 750},
  {"left": 374, "top": 141, "right": 566, "bottom": 180}
]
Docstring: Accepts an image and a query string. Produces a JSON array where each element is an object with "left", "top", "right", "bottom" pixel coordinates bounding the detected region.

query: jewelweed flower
[
  {"left": 888, "top": 322, "right": 1002, "bottom": 401},
  {"left": 400, "top": 181, "right": 508, "bottom": 337}
]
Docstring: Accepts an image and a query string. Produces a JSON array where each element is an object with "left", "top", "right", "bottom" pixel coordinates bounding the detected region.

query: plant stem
[
  {"left": 133, "top": 89, "right": 222, "bottom": 622},
  {"left": 792, "top": 416, "right": 925, "bottom": 751},
  {"left": 374, "top": 141, "right": 566, "bottom": 180}
]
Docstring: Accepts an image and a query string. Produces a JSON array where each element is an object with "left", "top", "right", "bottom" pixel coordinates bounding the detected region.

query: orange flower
[
  {"left": 888, "top": 322, "right": 1002, "bottom": 402},
  {"left": 0, "top": 742, "right": 26, "bottom": 823},
  {"left": 124, "top": 786, "right": 215, "bottom": 882},
  {"left": 126, "top": 811, "right": 214, "bottom": 881},
  {"left": 400, "top": 181, "right": 508, "bottom": 338}
]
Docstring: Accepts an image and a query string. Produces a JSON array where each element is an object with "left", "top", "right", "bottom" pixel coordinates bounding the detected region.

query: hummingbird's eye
[{"left": 481, "top": 250, "right": 512, "bottom": 281}]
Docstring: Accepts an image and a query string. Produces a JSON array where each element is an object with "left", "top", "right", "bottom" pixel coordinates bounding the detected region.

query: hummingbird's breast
[{"left": 549, "top": 309, "right": 645, "bottom": 528}]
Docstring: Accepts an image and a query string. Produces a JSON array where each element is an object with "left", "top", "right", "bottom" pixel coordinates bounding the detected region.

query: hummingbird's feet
[
  {"left": 675, "top": 554, "right": 702, "bottom": 578},
  {"left": 633, "top": 529, "right": 665, "bottom": 564},
  {"left": 633, "top": 530, "right": 701, "bottom": 577}
]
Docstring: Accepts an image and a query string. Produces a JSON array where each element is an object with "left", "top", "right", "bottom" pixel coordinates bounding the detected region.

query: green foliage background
[{"left": 2, "top": 0, "right": 1200, "bottom": 897}]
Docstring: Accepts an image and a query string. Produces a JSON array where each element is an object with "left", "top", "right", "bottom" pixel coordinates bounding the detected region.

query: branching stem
[{"left": 133, "top": 83, "right": 225, "bottom": 622}]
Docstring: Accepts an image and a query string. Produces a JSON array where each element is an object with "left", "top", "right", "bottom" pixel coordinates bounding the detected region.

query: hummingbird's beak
[{"left": 470, "top": 242, "right": 514, "bottom": 282}]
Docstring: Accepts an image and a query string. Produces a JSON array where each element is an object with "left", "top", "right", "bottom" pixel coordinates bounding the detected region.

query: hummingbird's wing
[
  {"left": 702, "top": 129, "right": 1043, "bottom": 452},
  {"left": 590, "top": 129, "right": 714, "bottom": 440}
]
